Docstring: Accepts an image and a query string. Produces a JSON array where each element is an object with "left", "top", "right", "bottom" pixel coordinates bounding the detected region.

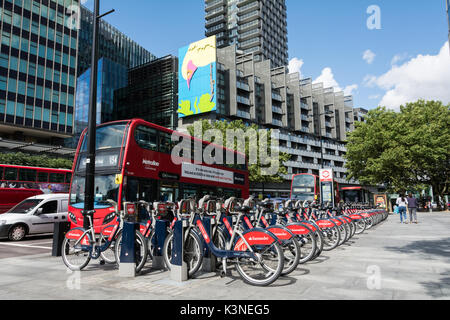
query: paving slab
[{"left": 0, "top": 211, "right": 449, "bottom": 300}]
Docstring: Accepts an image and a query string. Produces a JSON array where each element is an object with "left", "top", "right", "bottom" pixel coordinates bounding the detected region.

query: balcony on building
[
  {"left": 236, "top": 109, "right": 251, "bottom": 120},
  {"left": 272, "top": 118, "right": 283, "bottom": 127},
  {"left": 300, "top": 101, "right": 310, "bottom": 110},
  {"left": 272, "top": 92, "right": 283, "bottom": 102},
  {"left": 205, "top": 14, "right": 226, "bottom": 28},
  {"left": 237, "top": 0, "right": 260, "bottom": 15},
  {"left": 236, "top": 95, "right": 251, "bottom": 106},
  {"left": 272, "top": 106, "right": 283, "bottom": 114},
  {"left": 206, "top": 23, "right": 226, "bottom": 36},
  {"left": 238, "top": 9, "right": 260, "bottom": 24},
  {"left": 238, "top": 28, "right": 262, "bottom": 41},
  {"left": 205, "top": 5, "right": 225, "bottom": 18},
  {"left": 301, "top": 127, "right": 310, "bottom": 133},
  {"left": 236, "top": 80, "right": 250, "bottom": 92},
  {"left": 205, "top": 0, "right": 225, "bottom": 11}
]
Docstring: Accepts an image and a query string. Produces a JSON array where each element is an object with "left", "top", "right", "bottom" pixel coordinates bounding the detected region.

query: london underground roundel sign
[{"left": 320, "top": 169, "right": 333, "bottom": 182}]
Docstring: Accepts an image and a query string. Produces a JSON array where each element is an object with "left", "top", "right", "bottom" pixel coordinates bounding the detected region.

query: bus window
[
  {"left": 19, "top": 169, "right": 37, "bottom": 182},
  {"left": 49, "top": 173, "right": 65, "bottom": 183},
  {"left": 4, "top": 167, "right": 18, "bottom": 181},
  {"left": 159, "top": 131, "right": 172, "bottom": 154},
  {"left": 134, "top": 125, "right": 158, "bottom": 151},
  {"left": 65, "top": 172, "right": 72, "bottom": 184},
  {"left": 81, "top": 124, "right": 128, "bottom": 152},
  {"left": 0, "top": 166, "right": 4, "bottom": 180},
  {"left": 37, "top": 172, "right": 49, "bottom": 182}
]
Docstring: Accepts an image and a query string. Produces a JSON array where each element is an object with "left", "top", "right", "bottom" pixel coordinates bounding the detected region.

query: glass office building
[
  {"left": 77, "top": 5, "right": 156, "bottom": 77},
  {"left": 0, "top": 0, "right": 78, "bottom": 145},
  {"left": 65, "top": 5, "right": 157, "bottom": 148},
  {"left": 113, "top": 55, "right": 178, "bottom": 130},
  {"left": 69, "top": 57, "right": 128, "bottom": 148}
]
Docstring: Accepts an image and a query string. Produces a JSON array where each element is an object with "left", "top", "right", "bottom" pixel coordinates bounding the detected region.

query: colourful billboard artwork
[{"left": 178, "top": 36, "right": 217, "bottom": 118}]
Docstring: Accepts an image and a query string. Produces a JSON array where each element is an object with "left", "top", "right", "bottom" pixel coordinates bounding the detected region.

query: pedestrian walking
[
  {"left": 396, "top": 194, "right": 408, "bottom": 224},
  {"left": 407, "top": 193, "right": 419, "bottom": 224}
]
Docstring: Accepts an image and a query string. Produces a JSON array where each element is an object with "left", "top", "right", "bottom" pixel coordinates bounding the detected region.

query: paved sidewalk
[{"left": 0, "top": 211, "right": 449, "bottom": 300}]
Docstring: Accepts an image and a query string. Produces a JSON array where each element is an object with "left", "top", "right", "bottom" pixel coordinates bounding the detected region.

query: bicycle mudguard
[
  {"left": 266, "top": 226, "right": 295, "bottom": 240},
  {"left": 285, "top": 222, "right": 313, "bottom": 235},
  {"left": 65, "top": 228, "right": 91, "bottom": 245},
  {"left": 101, "top": 218, "right": 120, "bottom": 239},
  {"left": 139, "top": 220, "right": 151, "bottom": 237},
  {"left": 315, "top": 219, "right": 336, "bottom": 228},
  {"left": 349, "top": 214, "right": 363, "bottom": 220},
  {"left": 234, "top": 228, "right": 278, "bottom": 252},
  {"left": 296, "top": 220, "right": 317, "bottom": 232},
  {"left": 330, "top": 218, "right": 344, "bottom": 226}
]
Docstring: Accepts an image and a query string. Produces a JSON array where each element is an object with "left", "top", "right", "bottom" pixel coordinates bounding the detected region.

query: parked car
[{"left": 0, "top": 194, "right": 69, "bottom": 241}]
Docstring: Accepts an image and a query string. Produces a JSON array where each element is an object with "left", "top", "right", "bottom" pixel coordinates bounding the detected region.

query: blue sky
[{"left": 81, "top": 0, "right": 450, "bottom": 110}]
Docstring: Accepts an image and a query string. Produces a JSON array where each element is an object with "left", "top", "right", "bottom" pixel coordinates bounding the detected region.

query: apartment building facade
[
  {"left": 205, "top": 0, "right": 288, "bottom": 68},
  {"left": 178, "top": 44, "right": 363, "bottom": 196}
]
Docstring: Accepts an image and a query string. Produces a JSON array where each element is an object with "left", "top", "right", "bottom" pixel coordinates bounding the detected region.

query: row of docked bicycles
[{"left": 61, "top": 196, "right": 388, "bottom": 286}]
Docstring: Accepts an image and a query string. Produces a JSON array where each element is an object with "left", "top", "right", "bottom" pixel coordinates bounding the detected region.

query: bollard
[
  {"left": 201, "top": 216, "right": 216, "bottom": 272},
  {"left": 152, "top": 219, "right": 168, "bottom": 270},
  {"left": 52, "top": 221, "right": 71, "bottom": 257},
  {"left": 170, "top": 219, "right": 188, "bottom": 282},
  {"left": 119, "top": 221, "right": 136, "bottom": 277}
]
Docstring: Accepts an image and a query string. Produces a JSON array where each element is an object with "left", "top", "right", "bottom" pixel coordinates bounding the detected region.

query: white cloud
[
  {"left": 363, "top": 49, "right": 376, "bottom": 64},
  {"left": 314, "top": 67, "right": 358, "bottom": 96},
  {"left": 314, "top": 67, "right": 339, "bottom": 89},
  {"left": 288, "top": 57, "right": 304, "bottom": 78},
  {"left": 367, "top": 42, "right": 450, "bottom": 109},
  {"left": 369, "top": 94, "right": 381, "bottom": 100},
  {"left": 343, "top": 84, "right": 358, "bottom": 96},
  {"left": 363, "top": 74, "right": 378, "bottom": 88},
  {"left": 391, "top": 53, "right": 410, "bottom": 66}
]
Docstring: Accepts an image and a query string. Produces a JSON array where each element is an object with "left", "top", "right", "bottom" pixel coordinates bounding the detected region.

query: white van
[{"left": 0, "top": 194, "right": 69, "bottom": 241}]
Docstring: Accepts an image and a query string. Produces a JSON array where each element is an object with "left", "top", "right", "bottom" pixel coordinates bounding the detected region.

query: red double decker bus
[
  {"left": 68, "top": 119, "right": 249, "bottom": 231},
  {"left": 0, "top": 164, "right": 72, "bottom": 213},
  {"left": 290, "top": 173, "right": 340, "bottom": 204}
]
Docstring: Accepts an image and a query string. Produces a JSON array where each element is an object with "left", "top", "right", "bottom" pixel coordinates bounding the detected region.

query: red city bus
[
  {"left": 290, "top": 173, "right": 340, "bottom": 204},
  {"left": 0, "top": 164, "right": 72, "bottom": 213},
  {"left": 68, "top": 119, "right": 249, "bottom": 232}
]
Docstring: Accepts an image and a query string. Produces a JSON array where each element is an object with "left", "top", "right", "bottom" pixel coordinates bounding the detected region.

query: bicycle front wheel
[
  {"left": 322, "top": 226, "right": 340, "bottom": 251},
  {"left": 236, "top": 242, "right": 284, "bottom": 286},
  {"left": 114, "top": 230, "right": 148, "bottom": 274},
  {"left": 298, "top": 231, "right": 317, "bottom": 264},
  {"left": 162, "top": 229, "right": 203, "bottom": 278},
  {"left": 61, "top": 237, "right": 91, "bottom": 271},
  {"left": 99, "top": 234, "right": 116, "bottom": 264},
  {"left": 280, "top": 237, "right": 301, "bottom": 276}
]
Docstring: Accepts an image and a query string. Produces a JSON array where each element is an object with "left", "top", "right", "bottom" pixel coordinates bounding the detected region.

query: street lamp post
[{"left": 83, "top": 0, "right": 114, "bottom": 228}]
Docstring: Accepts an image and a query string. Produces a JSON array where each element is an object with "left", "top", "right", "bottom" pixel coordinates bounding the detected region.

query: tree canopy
[
  {"left": 187, "top": 119, "right": 290, "bottom": 184},
  {"left": 0, "top": 152, "right": 73, "bottom": 170},
  {"left": 345, "top": 100, "right": 449, "bottom": 201}
]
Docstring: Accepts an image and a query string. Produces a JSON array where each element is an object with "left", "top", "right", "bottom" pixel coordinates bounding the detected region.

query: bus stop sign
[{"left": 320, "top": 169, "right": 335, "bottom": 207}]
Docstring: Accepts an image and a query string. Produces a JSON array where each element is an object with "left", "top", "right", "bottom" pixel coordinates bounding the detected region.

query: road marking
[
  {"left": 0, "top": 242, "right": 52, "bottom": 250},
  {"left": 28, "top": 241, "right": 54, "bottom": 245}
]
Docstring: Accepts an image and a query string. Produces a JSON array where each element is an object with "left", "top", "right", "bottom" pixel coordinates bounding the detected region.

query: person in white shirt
[{"left": 396, "top": 195, "right": 408, "bottom": 224}]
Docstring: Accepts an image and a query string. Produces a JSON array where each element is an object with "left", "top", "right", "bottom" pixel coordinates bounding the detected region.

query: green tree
[
  {"left": 345, "top": 100, "right": 450, "bottom": 208},
  {"left": 187, "top": 119, "right": 290, "bottom": 183},
  {"left": 0, "top": 152, "right": 73, "bottom": 169}
]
